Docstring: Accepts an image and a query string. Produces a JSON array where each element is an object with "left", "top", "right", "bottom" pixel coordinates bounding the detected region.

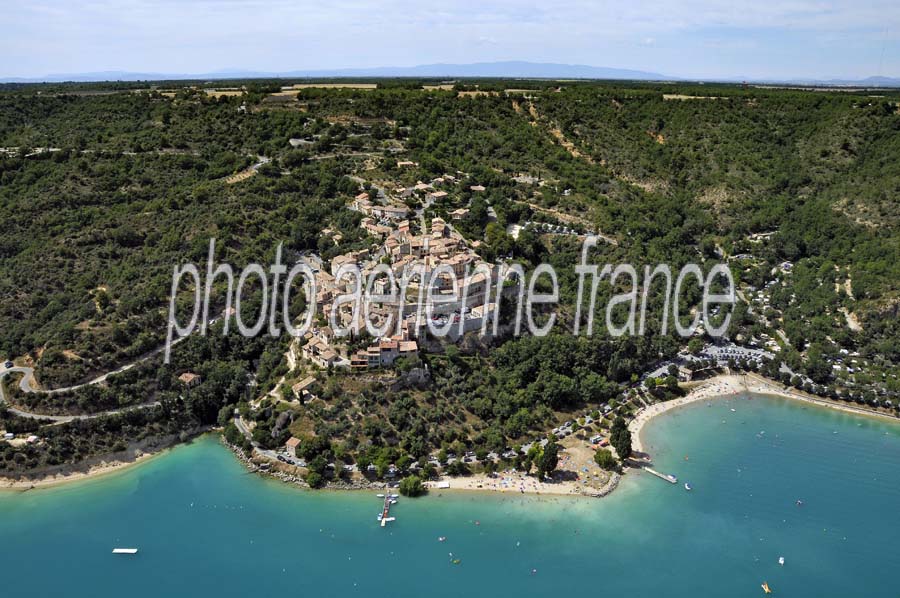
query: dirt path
[
  {"left": 520, "top": 101, "right": 670, "bottom": 195},
  {"left": 224, "top": 156, "right": 270, "bottom": 184},
  {"left": 525, "top": 102, "right": 595, "bottom": 163}
]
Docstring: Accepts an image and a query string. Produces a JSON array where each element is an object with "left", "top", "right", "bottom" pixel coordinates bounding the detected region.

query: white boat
[
  {"left": 684, "top": 483, "right": 692, "bottom": 491},
  {"left": 778, "top": 557, "right": 785, "bottom": 566},
  {"left": 376, "top": 494, "right": 385, "bottom": 498},
  {"left": 112, "top": 548, "right": 138, "bottom": 555}
]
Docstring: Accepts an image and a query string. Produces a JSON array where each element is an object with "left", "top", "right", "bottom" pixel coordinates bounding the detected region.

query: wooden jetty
[{"left": 643, "top": 467, "right": 678, "bottom": 484}]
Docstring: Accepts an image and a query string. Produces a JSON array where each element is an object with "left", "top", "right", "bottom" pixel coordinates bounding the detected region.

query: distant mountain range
[
  {"left": 2, "top": 61, "right": 899, "bottom": 87},
  {"left": 0, "top": 62, "right": 667, "bottom": 83}
]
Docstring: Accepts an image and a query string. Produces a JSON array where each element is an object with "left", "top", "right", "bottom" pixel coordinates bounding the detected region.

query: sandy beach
[
  {"left": 0, "top": 430, "right": 209, "bottom": 491},
  {"left": 425, "top": 441, "right": 620, "bottom": 498},
  {"left": 427, "top": 472, "right": 578, "bottom": 496},
  {"left": 629, "top": 374, "right": 746, "bottom": 454},
  {"left": 629, "top": 372, "right": 899, "bottom": 457},
  {"left": 426, "top": 470, "right": 620, "bottom": 498},
  {"left": 0, "top": 451, "right": 160, "bottom": 491}
]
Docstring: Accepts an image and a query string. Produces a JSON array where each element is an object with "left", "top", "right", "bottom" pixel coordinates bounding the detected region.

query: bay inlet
[{"left": 2, "top": 393, "right": 898, "bottom": 598}]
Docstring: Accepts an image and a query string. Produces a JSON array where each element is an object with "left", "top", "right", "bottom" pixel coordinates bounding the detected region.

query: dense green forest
[{"left": 1, "top": 79, "right": 897, "bottom": 477}]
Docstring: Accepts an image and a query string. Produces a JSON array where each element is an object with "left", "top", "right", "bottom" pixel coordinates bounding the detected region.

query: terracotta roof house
[
  {"left": 178, "top": 372, "right": 201, "bottom": 388},
  {"left": 292, "top": 376, "right": 319, "bottom": 401}
]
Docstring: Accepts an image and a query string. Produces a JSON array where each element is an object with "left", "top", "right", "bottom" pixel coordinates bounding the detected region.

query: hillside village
[{"left": 294, "top": 170, "right": 518, "bottom": 374}]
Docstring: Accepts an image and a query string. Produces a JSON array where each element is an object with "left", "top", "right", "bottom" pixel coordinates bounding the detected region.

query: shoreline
[
  {"left": 224, "top": 436, "right": 620, "bottom": 499},
  {"left": 5, "top": 373, "right": 894, "bottom": 494},
  {"left": 0, "top": 449, "right": 163, "bottom": 492},
  {"left": 225, "top": 439, "right": 620, "bottom": 498},
  {"left": 629, "top": 372, "right": 899, "bottom": 457},
  {"left": 629, "top": 374, "right": 747, "bottom": 455},
  {"left": 0, "top": 429, "right": 209, "bottom": 491}
]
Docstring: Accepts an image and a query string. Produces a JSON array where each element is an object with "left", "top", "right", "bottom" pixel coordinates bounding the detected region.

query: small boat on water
[
  {"left": 761, "top": 582, "right": 772, "bottom": 594},
  {"left": 665, "top": 474, "right": 678, "bottom": 483},
  {"left": 112, "top": 548, "right": 138, "bottom": 555},
  {"left": 778, "top": 557, "right": 785, "bottom": 566},
  {"left": 684, "top": 483, "right": 692, "bottom": 491}
]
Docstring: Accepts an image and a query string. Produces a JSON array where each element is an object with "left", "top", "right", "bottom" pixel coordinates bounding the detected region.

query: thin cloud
[{"left": 1, "top": 0, "right": 898, "bottom": 79}]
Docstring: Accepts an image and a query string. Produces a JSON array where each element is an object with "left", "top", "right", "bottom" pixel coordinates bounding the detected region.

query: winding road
[
  {"left": 0, "top": 364, "right": 162, "bottom": 423},
  {"left": 0, "top": 310, "right": 224, "bottom": 423}
]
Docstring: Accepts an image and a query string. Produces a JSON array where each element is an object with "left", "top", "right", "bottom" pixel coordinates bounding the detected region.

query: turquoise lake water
[{"left": 2, "top": 393, "right": 899, "bottom": 597}]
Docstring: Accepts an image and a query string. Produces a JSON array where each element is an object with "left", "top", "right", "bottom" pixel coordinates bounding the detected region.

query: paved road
[
  {"left": 234, "top": 414, "right": 255, "bottom": 444},
  {"left": 0, "top": 311, "right": 226, "bottom": 421},
  {"left": 0, "top": 366, "right": 162, "bottom": 422},
  {"left": 3, "top": 324, "right": 198, "bottom": 396},
  {"left": 234, "top": 414, "right": 283, "bottom": 461}
]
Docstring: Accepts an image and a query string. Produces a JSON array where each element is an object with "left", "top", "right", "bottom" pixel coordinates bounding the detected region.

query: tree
[
  {"left": 536, "top": 441, "right": 560, "bottom": 479},
  {"left": 610, "top": 416, "right": 633, "bottom": 460},
  {"left": 688, "top": 338, "right": 704, "bottom": 355},
  {"left": 305, "top": 471, "right": 325, "bottom": 488},
  {"left": 223, "top": 422, "right": 243, "bottom": 446},
  {"left": 399, "top": 475, "right": 426, "bottom": 497},
  {"left": 593, "top": 448, "right": 619, "bottom": 471},
  {"left": 664, "top": 375, "right": 679, "bottom": 391},
  {"left": 217, "top": 404, "right": 235, "bottom": 427},
  {"left": 805, "top": 343, "right": 831, "bottom": 384},
  {"left": 308, "top": 455, "right": 328, "bottom": 475}
]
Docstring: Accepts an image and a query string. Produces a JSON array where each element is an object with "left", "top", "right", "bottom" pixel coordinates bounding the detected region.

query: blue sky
[{"left": 2, "top": 0, "right": 898, "bottom": 80}]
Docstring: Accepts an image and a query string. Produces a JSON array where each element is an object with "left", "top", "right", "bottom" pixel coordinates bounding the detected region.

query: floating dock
[
  {"left": 643, "top": 467, "right": 678, "bottom": 484},
  {"left": 379, "top": 494, "right": 394, "bottom": 527}
]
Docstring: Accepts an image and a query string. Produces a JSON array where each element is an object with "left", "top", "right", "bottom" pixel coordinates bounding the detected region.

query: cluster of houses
[{"left": 297, "top": 177, "right": 517, "bottom": 372}]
